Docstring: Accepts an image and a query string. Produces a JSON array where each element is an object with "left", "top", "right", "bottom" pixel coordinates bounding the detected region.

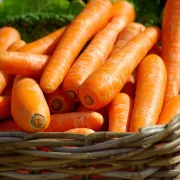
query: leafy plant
[
  {"left": 132, "top": 0, "right": 166, "bottom": 27},
  {"left": 111, "top": 0, "right": 166, "bottom": 26},
  {"left": 0, "top": 0, "right": 85, "bottom": 42},
  {"left": 0, "top": 0, "right": 166, "bottom": 42}
]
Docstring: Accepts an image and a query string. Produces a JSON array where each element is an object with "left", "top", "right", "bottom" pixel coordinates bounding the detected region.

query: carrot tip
[
  {"left": 84, "top": 95, "right": 94, "bottom": 106},
  {"left": 52, "top": 99, "right": 63, "bottom": 111},
  {"left": 30, "top": 114, "right": 46, "bottom": 129},
  {"left": 66, "top": 90, "right": 77, "bottom": 101}
]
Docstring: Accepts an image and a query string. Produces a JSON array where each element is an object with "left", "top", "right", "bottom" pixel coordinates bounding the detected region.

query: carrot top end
[
  {"left": 52, "top": 99, "right": 63, "bottom": 111},
  {"left": 66, "top": 90, "right": 77, "bottom": 101},
  {"left": 40, "top": 84, "right": 55, "bottom": 94},
  {"left": 30, "top": 114, "right": 46, "bottom": 129},
  {"left": 84, "top": 95, "right": 94, "bottom": 106}
]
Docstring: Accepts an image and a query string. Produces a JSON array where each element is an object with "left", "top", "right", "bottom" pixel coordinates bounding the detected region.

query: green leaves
[
  {"left": 0, "top": 0, "right": 166, "bottom": 42},
  {"left": 133, "top": 0, "right": 166, "bottom": 27},
  {"left": 110, "top": 0, "right": 166, "bottom": 27},
  {"left": 37, "top": 0, "right": 70, "bottom": 14},
  {"left": 67, "top": 0, "right": 85, "bottom": 17},
  {"left": 0, "top": 0, "right": 85, "bottom": 42},
  {"left": 0, "top": 0, "right": 70, "bottom": 16},
  {"left": 0, "top": 0, "right": 85, "bottom": 23}
]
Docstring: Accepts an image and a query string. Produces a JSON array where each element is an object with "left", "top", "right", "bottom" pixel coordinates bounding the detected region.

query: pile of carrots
[{"left": 0, "top": 0, "right": 179, "bottom": 135}]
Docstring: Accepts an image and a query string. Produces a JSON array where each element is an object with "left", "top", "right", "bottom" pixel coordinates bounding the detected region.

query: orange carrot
[
  {"left": 7, "top": 40, "right": 26, "bottom": 52},
  {"left": 46, "top": 86, "right": 78, "bottom": 114},
  {"left": 0, "top": 26, "right": 20, "bottom": 52},
  {"left": 13, "top": 75, "right": 23, "bottom": 86},
  {"left": 40, "top": 0, "right": 113, "bottom": 93},
  {"left": 111, "top": 0, "right": 135, "bottom": 22},
  {"left": 6, "top": 40, "right": 26, "bottom": 99},
  {"left": 65, "top": 128, "right": 95, "bottom": 135},
  {"left": 11, "top": 77, "right": 50, "bottom": 132},
  {"left": 110, "top": 22, "right": 145, "bottom": 55},
  {"left": 158, "top": 95, "right": 180, "bottom": 125},
  {"left": 79, "top": 27, "right": 160, "bottom": 110},
  {"left": 0, "top": 70, "right": 13, "bottom": 95},
  {"left": 0, "top": 120, "right": 22, "bottom": 132},
  {"left": 77, "top": 105, "right": 107, "bottom": 117},
  {"left": 18, "top": 27, "right": 66, "bottom": 55},
  {"left": 45, "top": 112, "right": 104, "bottom": 132},
  {"left": 77, "top": 104, "right": 89, "bottom": 112},
  {"left": 6, "top": 41, "right": 26, "bottom": 97},
  {"left": 161, "top": 0, "right": 180, "bottom": 103},
  {"left": 0, "top": 52, "right": 50, "bottom": 78},
  {"left": 129, "top": 54, "right": 167, "bottom": 132},
  {"left": 0, "top": 27, "right": 20, "bottom": 94},
  {"left": 2, "top": 83, "right": 13, "bottom": 96},
  {"left": 63, "top": 16, "right": 133, "bottom": 102},
  {"left": 121, "top": 74, "right": 136, "bottom": 99},
  {"left": 107, "top": 93, "right": 133, "bottom": 132},
  {"left": 0, "top": 121, "right": 95, "bottom": 134},
  {"left": 0, "top": 96, "right": 11, "bottom": 119},
  {"left": 0, "top": 121, "right": 95, "bottom": 133},
  {"left": 77, "top": 104, "right": 108, "bottom": 131},
  {"left": 69, "top": 23, "right": 144, "bottom": 100},
  {"left": 148, "top": 44, "right": 161, "bottom": 56}
]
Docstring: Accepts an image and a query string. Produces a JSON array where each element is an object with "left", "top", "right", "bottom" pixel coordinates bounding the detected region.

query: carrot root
[
  {"left": 130, "top": 54, "right": 167, "bottom": 132},
  {"left": 79, "top": 27, "right": 161, "bottom": 110},
  {"left": 40, "top": 0, "right": 113, "bottom": 93}
]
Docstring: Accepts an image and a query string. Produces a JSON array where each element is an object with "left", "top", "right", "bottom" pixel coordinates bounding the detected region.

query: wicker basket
[{"left": 0, "top": 115, "right": 180, "bottom": 180}]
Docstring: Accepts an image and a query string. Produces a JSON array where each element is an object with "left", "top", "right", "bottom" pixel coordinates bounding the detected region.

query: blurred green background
[{"left": 0, "top": 0, "right": 167, "bottom": 42}]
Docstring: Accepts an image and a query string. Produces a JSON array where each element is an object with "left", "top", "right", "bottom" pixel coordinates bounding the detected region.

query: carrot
[
  {"left": 77, "top": 104, "right": 90, "bottom": 112},
  {"left": 0, "top": 52, "right": 50, "bottom": 78},
  {"left": 77, "top": 104, "right": 108, "bottom": 131},
  {"left": 6, "top": 39, "right": 27, "bottom": 99},
  {"left": 11, "top": 77, "right": 50, "bottom": 132},
  {"left": 158, "top": 95, "right": 180, "bottom": 125},
  {"left": 40, "top": 0, "right": 113, "bottom": 93},
  {"left": 65, "top": 128, "right": 95, "bottom": 135},
  {"left": 129, "top": 54, "right": 167, "bottom": 132},
  {"left": 45, "top": 112, "right": 104, "bottom": 132},
  {"left": 161, "top": 0, "right": 180, "bottom": 103},
  {"left": 121, "top": 74, "right": 136, "bottom": 99},
  {"left": 0, "top": 117, "right": 100, "bottom": 133},
  {"left": 63, "top": 23, "right": 144, "bottom": 102},
  {"left": 0, "top": 96, "right": 11, "bottom": 119},
  {"left": 110, "top": 22, "right": 145, "bottom": 56},
  {"left": 37, "top": 147, "right": 52, "bottom": 152},
  {"left": 107, "top": 93, "right": 133, "bottom": 132},
  {"left": 77, "top": 105, "right": 108, "bottom": 116},
  {"left": 2, "top": 83, "right": 13, "bottom": 96},
  {"left": 7, "top": 40, "right": 26, "bottom": 52},
  {"left": 63, "top": 16, "right": 133, "bottom": 102},
  {"left": 46, "top": 86, "right": 78, "bottom": 114},
  {"left": 148, "top": 44, "right": 161, "bottom": 56},
  {"left": 5, "top": 40, "right": 26, "bottom": 97},
  {"left": 13, "top": 75, "right": 23, "bottom": 86},
  {"left": 0, "top": 27, "right": 20, "bottom": 94},
  {"left": 0, "top": 120, "right": 22, "bottom": 132},
  {"left": 0, "top": 26, "right": 20, "bottom": 52},
  {"left": 18, "top": 27, "right": 66, "bottom": 55},
  {"left": 0, "top": 121, "right": 96, "bottom": 134},
  {"left": 111, "top": 0, "right": 135, "bottom": 22},
  {"left": 79, "top": 26, "right": 160, "bottom": 110},
  {"left": 0, "top": 70, "right": 13, "bottom": 95}
]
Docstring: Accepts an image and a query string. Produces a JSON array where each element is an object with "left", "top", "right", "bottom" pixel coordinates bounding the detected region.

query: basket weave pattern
[{"left": 0, "top": 115, "right": 180, "bottom": 180}]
